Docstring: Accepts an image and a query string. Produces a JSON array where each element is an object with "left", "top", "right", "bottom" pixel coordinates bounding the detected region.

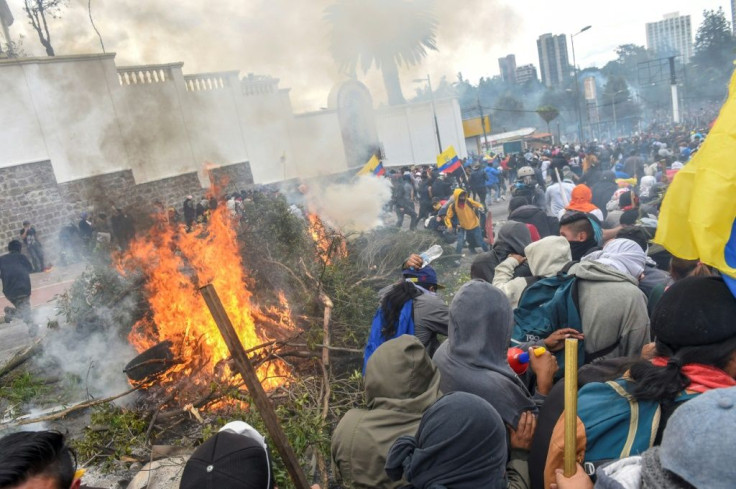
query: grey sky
[{"left": 3, "top": 0, "right": 731, "bottom": 111}]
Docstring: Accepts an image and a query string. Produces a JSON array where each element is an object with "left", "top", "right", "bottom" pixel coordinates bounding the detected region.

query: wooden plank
[
  {"left": 563, "top": 338, "right": 579, "bottom": 477},
  {"left": 200, "top": 284, "right": 311, "bottom": 489}
]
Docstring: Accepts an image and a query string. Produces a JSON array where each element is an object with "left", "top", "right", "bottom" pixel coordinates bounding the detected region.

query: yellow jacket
[{"left": 445, "top": 188, "right": 482, "bottom": 230}]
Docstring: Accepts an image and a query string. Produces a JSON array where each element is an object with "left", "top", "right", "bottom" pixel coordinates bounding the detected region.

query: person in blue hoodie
[{"left": 485, "top": 161, "right": 504, "bottom": 203}]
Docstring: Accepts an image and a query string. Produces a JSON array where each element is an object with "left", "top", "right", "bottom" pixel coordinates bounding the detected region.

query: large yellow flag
[{"left": 654, "top": 70, "right": 736, "bottom": 294}]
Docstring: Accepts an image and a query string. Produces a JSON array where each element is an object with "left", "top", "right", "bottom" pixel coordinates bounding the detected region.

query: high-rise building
[
  {"left": 515, "top": 64, "right": 538, "bottom": 85},
  {"left": 537, "top": 33, "right": 570, "bottom": 88},
  {"left": 645, "top": 12, "right": 693, "bottom": 62},
  {"left": 498, "top": 54, "right": 517, "bottom": 83}
]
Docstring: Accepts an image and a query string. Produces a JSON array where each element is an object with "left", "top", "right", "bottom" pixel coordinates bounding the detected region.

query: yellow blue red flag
[
  {"left": 654, "top": 70, "right": 736, "bottom": 296},
  {"left": 357, "top": 155, "right": 385, "bottom": 176},
  {"left": 436, "top": 146, "right": 462, "bottom": 173}
]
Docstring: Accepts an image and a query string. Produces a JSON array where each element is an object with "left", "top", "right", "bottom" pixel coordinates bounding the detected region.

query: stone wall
[{"left": 0, "top": 160, "right": 253, "bottom": 262}]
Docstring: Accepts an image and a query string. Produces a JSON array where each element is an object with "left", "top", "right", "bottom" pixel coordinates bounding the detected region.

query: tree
[
  {"left": 536, "top": 105, "right": 559, "bottom": 135},
  {"left": 325, "top": 0, "right": 437, "bottom": 105},
  {"left": 694, "top": 7, "right": 735, "bottom": 70},
  {"left": 24, "top": 0, "right": 65, "bottom": 56}
]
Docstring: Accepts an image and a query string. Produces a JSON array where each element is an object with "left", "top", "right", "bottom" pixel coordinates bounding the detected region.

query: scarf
[
  {"left": 651, "top": 357, "right": 736, "bottom": 393},
  {"left": 565, "top": 184, "right": 599, "bottom": 213},
  {"left": 641, "top": 448, "right": 691, "bottom": 489},
  {"left": 582, "top": 238, "right": 647, "bottom": 279},
  {"left": 385, "top": 392, "right": 507, "bottom": 489},
  {"left": 570, "top": 237, "right": 598, "bottom": 261}
]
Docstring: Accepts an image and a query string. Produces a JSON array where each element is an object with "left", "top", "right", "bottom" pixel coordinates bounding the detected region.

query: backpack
[
  {"left": 511, "top": 263, "right": 618, "bottom": 374},
  {"left": 469, "top": 169, "right": 485, "bottom": 189},
  {"left": 577, "top": 378, "right": 698, "bottom": 477},
  {"left": 363, "top": 299, "right": 415, "bottom": 374}
]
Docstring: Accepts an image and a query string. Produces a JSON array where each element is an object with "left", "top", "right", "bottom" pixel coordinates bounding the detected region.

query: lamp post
[
  {"left": 570, "top": 25, "right": 591, "bottom": 145},
  {"left": 414, "top": 74, "right": 442, "bottom": 153}
]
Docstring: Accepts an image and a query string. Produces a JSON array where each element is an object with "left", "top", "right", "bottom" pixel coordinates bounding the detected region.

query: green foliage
[
  {"left": 71, "top": 404, "right": 149, "bottom": 470},
  {"left": 0, "top": 372, "right": 49, "bottom": 407}
]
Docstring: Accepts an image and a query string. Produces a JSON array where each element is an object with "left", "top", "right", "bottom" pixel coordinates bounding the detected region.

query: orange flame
[
  {"left": 119, "top": 203, "right": 293, "bottom": 398},
  {"left": 306, "top": 213, "right": 347, "bottom": 265}
]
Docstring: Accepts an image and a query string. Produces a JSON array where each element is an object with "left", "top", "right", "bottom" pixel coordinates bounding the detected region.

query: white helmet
[{"left": 517, "top": 166, "right": 535, "bottom": 178}]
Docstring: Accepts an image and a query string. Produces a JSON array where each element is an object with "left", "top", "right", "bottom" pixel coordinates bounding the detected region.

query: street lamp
[
  {"left": 570, "top": 25, "right": 592, "bottom": 144},
  {"left": 413, "top": 74, "right": 442, "bottom": 153}
]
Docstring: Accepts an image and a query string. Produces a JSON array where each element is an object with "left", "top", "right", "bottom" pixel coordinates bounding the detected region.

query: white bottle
[{"left": 420, "top": 244, "right": 443, "bottom": 268}]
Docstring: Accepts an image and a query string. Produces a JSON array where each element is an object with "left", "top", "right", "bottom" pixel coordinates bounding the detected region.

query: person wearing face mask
[
  {"left": 558, "top": 212, "right": 602, "bottom": 262},
  {"left": 444, "top": 188, "right": 488, "bottom": 255}
]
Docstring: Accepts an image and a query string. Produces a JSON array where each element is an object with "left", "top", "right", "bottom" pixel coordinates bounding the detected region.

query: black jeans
[{"left": 27, "top": 243, "right": 45, "bottom": 271}]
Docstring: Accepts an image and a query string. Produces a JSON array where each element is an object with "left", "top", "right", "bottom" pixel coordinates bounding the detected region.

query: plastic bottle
[
  {"left": 420, "top": 244, "right": 443, "bottom": 268},
  {"left": 507, "top": 346, "right": 547, "bottom": 375}
]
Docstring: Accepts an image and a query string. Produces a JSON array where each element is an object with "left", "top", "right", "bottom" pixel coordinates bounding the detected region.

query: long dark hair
[
  {"left": 380, "top": 281, "right": 422, "bottom": 340},
  {"left": 628, "top": 336, "right": 736, "bottom": 403}
]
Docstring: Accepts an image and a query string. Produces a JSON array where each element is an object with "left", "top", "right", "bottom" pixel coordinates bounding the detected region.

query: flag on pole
[
  {"left": 357, "top": 155, "right": 385, "bottom": 176},
  {"left": 654, "top": 70, "right": 736, "bottom": 296},
  {"left": 436, "top": 146, "right": 462, "bottom": 173}
]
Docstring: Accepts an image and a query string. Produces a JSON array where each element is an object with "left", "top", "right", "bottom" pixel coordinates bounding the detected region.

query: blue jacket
[{"left": 484, "top": 166, "right": 501, "bottom": 186}]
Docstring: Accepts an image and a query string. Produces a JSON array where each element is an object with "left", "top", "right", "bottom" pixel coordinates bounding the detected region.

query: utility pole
[
  {"left": 570, "top": 25, "right": 592, "bottom": 145},
  {"left": 477, "top": 94, "right": 488, "bottom": 154}
]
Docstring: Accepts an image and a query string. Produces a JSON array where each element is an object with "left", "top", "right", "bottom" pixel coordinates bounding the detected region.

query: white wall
[
  {"left": 376, "top": 98, "right": 468, "bottom": 167},
  {"left": 0, "top": 53, "right": 468, "bottom": 187}
]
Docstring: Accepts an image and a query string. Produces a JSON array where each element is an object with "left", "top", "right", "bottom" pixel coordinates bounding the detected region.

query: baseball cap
[
  {"left": 402, "top": 266, "right": 443, "bottom": 289},
  {"left": 180, "top": 421, "right": 272, "bottom": 489}
]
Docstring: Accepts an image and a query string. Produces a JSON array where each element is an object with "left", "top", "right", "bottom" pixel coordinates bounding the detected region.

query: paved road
[{"left": 0, "top": 262, "right": 86, "bottom": 366}]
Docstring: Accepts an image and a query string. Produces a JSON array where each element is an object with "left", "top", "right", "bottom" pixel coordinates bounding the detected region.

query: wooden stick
[
  {"left": 563, "top": 338, "right": 579, "bottom": 477},
  {"left": 0, "top": 338, "right": 43, "bottom": 378},
  {"left": 200, "top": 284, "right": 311, "bottom": 489},
  {"left": 6, "top": 387, "right": 139, "bottom": 426}
]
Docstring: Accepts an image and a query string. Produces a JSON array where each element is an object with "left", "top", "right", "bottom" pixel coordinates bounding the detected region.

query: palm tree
[
  {"left": 536, "top": 105, "right": 560, "bottom": 141},
  {"left": 325, "top": 0, "right": 438, "bottom": 105}
]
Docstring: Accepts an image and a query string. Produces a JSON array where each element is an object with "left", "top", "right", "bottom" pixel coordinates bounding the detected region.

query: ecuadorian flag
[
  {"left": 437, "top": 146, "right": 462, "bottom": 174},
  {"left": 357, "top": 155, "right": 385, "bottom": 176},
  {"left": 654, "top": 70, "right": 736, "bottom": 296}
]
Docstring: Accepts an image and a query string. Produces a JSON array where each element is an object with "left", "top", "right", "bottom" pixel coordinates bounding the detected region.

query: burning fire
[
  {"left": 306, "top": 213, "right": 347, "bottom": 265},
  {"left": 119, "top": 203, "right": 294, "bottom": 399}
]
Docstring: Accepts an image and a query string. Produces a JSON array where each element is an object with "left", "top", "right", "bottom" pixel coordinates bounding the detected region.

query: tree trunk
[{"left": 381, "top": 59, "right": 406, "bottom": 106}]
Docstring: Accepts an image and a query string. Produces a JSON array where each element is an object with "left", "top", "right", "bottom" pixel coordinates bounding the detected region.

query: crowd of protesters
[{"left": 3, "top": 120, "right": 735, "bottom": 489}]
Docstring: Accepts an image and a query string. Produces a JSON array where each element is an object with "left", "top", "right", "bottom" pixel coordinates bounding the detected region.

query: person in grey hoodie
[
  {"left": 432, "top": 280, "right": 558, "bottom": 429},
  {"left": 551, "top": 387, "right": 736, "bottom": 489},
  {"left": 493, "top": 236, "right": 572, "bottom": 308},
  {"left": 572, "top": 238, "right": 650, "bottom": 360}
]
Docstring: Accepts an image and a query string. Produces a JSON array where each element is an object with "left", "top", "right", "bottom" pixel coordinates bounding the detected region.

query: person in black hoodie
[
  {"left": 508, "top": 196, "right": 560, "bottom": 238},
  {"left": 0, "top": 240, "right": 37, "bottom": 335},
  {"left": 590, "top": 171, "right": 618, "bottom": 219},
  {"left": 470, "top": 221, "right": 533, "bottom": 283}
]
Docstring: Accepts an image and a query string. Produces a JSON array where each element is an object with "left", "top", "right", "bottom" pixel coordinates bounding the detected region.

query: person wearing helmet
[{"left": 512, "top": 166, "right": 546, "bottom": 210}]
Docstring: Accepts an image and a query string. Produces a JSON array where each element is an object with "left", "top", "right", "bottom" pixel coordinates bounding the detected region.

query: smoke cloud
[{"left": 8, "top": 0, "right": 519, "bottom": 111}]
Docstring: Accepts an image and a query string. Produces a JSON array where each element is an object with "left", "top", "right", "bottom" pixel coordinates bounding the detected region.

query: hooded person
[
  {"left": 493, "top": 236, "right": 573, "bottom": 308},
  {"left": 432, "top": 280, "right": 558, "bottom": 428},
  {"left": 590, "top": 171, "right": 618, "bottom": 219},
  {"left": 560, "top": 238, "right": 650, "bottom": 362},
  {"left": 444, "top": 188, "right": 488, "bottom": 254},
  {"left": 638, "top": 175, "right": 657, "bottom": 202},
  {"left": 509, "top": 196, "right": 560, "bottom": 238},
  {"left": 333, "top": 336, "right": 442, "bottom": 489},
  {"left": 559, "top": 184, "right": 604, "bottom": 222},
  {"left": 471, "top": 221, "right": 533, "bottom": 283},
  {"left": 384, "top": 392, "right": 508, "bottom": 489}
]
